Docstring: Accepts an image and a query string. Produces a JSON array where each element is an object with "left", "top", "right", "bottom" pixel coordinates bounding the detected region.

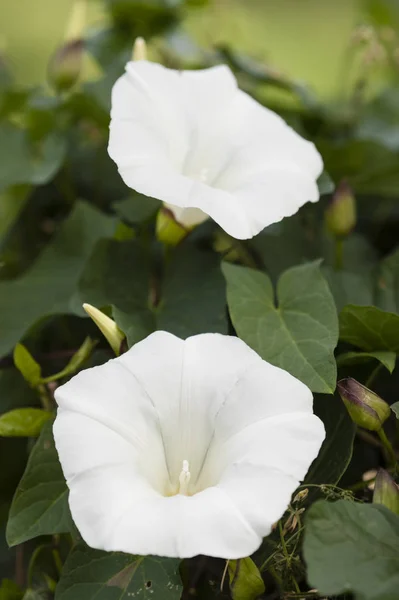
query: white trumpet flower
[
  {"left": 108, "top": 62, "right": 323, "bottom": 239},
  {"left": 54, "top": 332, "right": 324, "bottom": 559}
]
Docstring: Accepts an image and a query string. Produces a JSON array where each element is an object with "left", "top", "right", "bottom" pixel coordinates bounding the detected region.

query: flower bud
[
  {"left": 132, "top": 37, "right": 147, "bottom": 62},
  {"left": 47, "top": 1, "right": 86, "bottom": 93},
  {"left": 337, "top": 377, "right": 390, "bottom": 431},
  {"left": 83, "top": 304, "right": 125, "bottom": 356},
  {"left": 325, "top": 180, "right": 356, "bottom": 238},
  {"left": 48, "top": 39, "right": 84, "bottom": 93},
  {"left": 373, "top": 469, "right": 399, "bottom": 515},
  {"left": 157, "top": 203, "right": 209, "bottom": 245}
]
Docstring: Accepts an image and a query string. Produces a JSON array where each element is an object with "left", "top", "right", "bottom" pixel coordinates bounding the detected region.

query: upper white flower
[
  {"left": 53, "top": 331, "right": 324, "bottom": 559},
  {"left": 108, "top": 61, "right": 323, "bottom": 239}
]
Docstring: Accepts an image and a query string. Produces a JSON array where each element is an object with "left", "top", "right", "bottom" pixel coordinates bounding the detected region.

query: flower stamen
[{"left": 178, "top": 460, "right": 191, "bottom": 495}]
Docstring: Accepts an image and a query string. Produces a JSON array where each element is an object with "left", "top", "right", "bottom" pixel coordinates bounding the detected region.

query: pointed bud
[
  {"left": 156, "top": 204, "right": 208, "bottom": 246},
  {"left": 83, "top": 304, "right": 125, "bottom": 356},
  {"left": 373, "top": 469, "right": 399, "bottom": 515},
  {"left": 48, "top": 39, "right": 84, "bottom": 93},
  {"left": 132, "top": 37, "right": 147, "bottom": 62},
  {"left": 337, "top": 377, "right": 390, "bottom": 431},
  {"left": 47, "top": 1, "right": 86, "bottom": 93},
  {"left": 156, "top": 206, "right": 189, "bottom": 246},
  {"left": 325, "top": 180, "right": 356, "bottom": 238}
]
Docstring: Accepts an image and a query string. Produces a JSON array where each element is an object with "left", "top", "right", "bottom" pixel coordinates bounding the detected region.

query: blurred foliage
[{"left": 1, "top": 0, "right": 399, "bottom": 599}]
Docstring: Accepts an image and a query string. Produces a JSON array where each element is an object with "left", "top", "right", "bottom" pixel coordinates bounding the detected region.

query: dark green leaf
[
  {"left": 223, "top": 261, "right": 338, "bottom": 393},
  {"left": 114, "top": 194, "right": 161, "bottom": 224},
  {"left": 6, "top": 421, "right": 70, "bottom": 546},
  {"left": 339, "top": 305, "right": 399, "bottom": 352},
  {"left": 55, "top": 544, "right": 182, "bottom": 600},
  {"left": 376, "top": 247, "right": 399, "bottom": 313},
  {"left": 303, "top": 499, "right": 399, "bottom": 600},
  {"left": 337, "top": 350, "right": 396, "bottom": 373},
  {"left": 0, "top": 124, "right": 65, "bottom": 192},
  {"left": 319, "top": 138, "right": 399, "bottom": 197},
  {"left": 0, "top": 202, "right": 116, "bottom": 357},
  {"left": 305, "top": 395, "right": 355, "bottom": 486},
  {"left": 0, "top": 186, "right": 31, "bottom": 245},
  {"left": 81, "top": 239, "right": 227, "bottom": 345},
  {"left": 0, "top": 409, "right": 52, "bottom": 437},
  {"left": 159, "top": 245, "right": 227, "bottom": 338},
  {"left": 0, "top": 368, "right": 38, "bottom": 415}
]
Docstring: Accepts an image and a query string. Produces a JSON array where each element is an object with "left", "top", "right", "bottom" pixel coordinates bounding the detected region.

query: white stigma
[{"left": 178, "top": 460, "right": 191, "bottom": 495}]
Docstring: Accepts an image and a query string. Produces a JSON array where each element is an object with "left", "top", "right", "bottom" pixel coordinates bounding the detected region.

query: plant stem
[
  {"left": 365, "top": 363, "right": 383, "bottom": 388},
  {"left": 377, "top": 427, "right": 397, "bottom": 470},
  {"left": 37, "top": 384, "right": 53, "bottom": 411},
  {"left": 279, "top": 521, "right": 301, "bottom": 594},
  {"left": 334, "top": 238, "right": 344, "bottom": 270}
]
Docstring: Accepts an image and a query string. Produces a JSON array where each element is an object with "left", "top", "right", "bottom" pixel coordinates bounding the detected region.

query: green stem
[
  {"left": 279, "top": 521, "right": 301, "bottom": 594},
  {"left": 334, "top": 237, "right": 344, "bottom": 270},
  {"left": 377, "top": 427, "right": 397, "bottom": 470},
  {"left": 365, "top": 363, "right": 383, "bottom": 388},
  {"left": 37, "top": 384, "right": 53, "bottom": 411}
]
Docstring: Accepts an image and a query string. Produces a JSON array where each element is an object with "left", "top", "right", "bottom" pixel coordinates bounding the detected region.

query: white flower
[
  {"left": 53, "top": 331, "right": 324, "bottom": 559},
  {"left": 108, "top": 61, "right": 323, "bottom": 239}
]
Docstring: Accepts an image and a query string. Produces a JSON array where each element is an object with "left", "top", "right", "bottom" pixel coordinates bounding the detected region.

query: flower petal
[
  {"left": 54, "top": 331, "right": 325, "bottom": 559},
  {"left": 108, "top": 61, "right": 323, "bottom": 240}
]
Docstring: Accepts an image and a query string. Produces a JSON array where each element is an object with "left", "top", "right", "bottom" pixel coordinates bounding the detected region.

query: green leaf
[
  {"left": 223, "top": 261, "right": 338, "bottom": 393},
  {"left": 13, "top": 344, "right": 41, "bottom": 386},
  {"left": 376, "top": 247, "right": 399, "bottom": 313},
  {"left": 0, "top": 186, "right": 31, "bottom": 244},
  {"left": 0, "top": 123, "right": 65, "bottom": 192},
  {"left": 22, "top": 591, "right": 48, "bottom": 600},
  {"left": 337, "top": 350, "right": 396, "bottom": 373},
  {"left": 55, "top": 544, "right": 182, "bottom": 600},
  {"left": 158, "top": 244, "right": 227, "bottom": 338},
  {"left": 319, "top": 138, "right": 399, "bottom": 197},
  {"left": 317, "top": 171, "right": 335, "bottom": 196},
  {"left": 0, "top": 409, "right": 52, "bottom": 437},
  {"left": 0, "top": 368, "right": 38, "bottom": 414},
  {"left": 228, "top": 558, "right": 265, "bottom": 600},
  {"left": 0, "top": 202, "right": 116, "bottom": 358},
  {"left": 391, "top": 401, "right": 399, "bottom": 419},
  {"left": 305, "top": 395, "right": 355, "bottom": 486},
  {"left": 81, "top": 240, "right": 227, "bottom": 345},
  {"left": 6, "top": 421, "right": 70, "bottom": 546},
  {"left": 303, "top": 499, "right": 399, "bottom": 600},
  {"left": 114, "top": 194, "right": 161, "bottom": 224},
  {"left": 339, "top": 305, "right": 399, "bottom": 352},
  {"left": 0, "top": 579, "right": 23, "bottom": 600}
]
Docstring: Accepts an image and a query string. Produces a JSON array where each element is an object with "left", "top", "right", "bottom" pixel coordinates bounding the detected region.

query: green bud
[
  {"left": 337, "top": 377, "right": 390, "bottom": 431},
  {"left": 228, "top": 558, "right": 265, "bottom": 600},
  {"left": 325, "top": 180, "right": 356, "bottom": 238},
  {"left": 48, "top": 39, "right": 84, "bottom": 93},
  {"left": 83, "top": 304, "right": 125, "bottom": 356},
  {"left": 132, "top": 37, "right": 147, "bottom": 61},
  {"left": 156, "top": 206, "right": 188, "bottom": 246},
  {"left": 373, "top": 469, "right": 399, "bottom": 515}
]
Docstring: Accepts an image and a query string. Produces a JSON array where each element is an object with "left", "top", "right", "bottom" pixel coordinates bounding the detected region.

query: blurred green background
[{"left": 1, "top": 0, "right": 360, "bottom": 96}]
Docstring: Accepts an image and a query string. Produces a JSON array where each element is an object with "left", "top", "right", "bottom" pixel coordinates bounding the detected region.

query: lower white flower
[
  {"left": 53, "top": 331, "right": 325, "bottom": 559},
  {"left": 108, "top": 61, "right": 323, "bottom": 240}
]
